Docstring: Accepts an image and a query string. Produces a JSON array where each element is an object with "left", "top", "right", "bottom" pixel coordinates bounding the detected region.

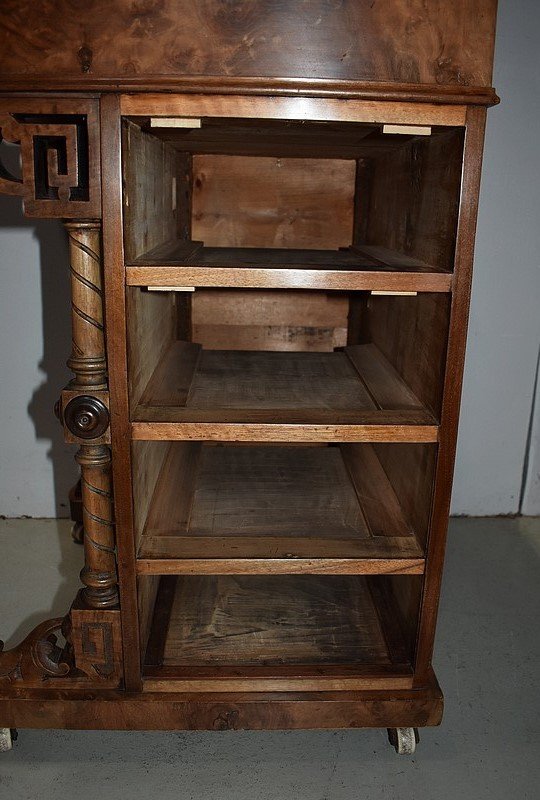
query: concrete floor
[{"left": 0, "top": 517, "right": 539, "bottom": 799}]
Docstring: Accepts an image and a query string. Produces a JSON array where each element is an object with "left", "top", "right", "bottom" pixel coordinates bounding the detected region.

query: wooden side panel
[
  {"left": 414, "top": 107, "right": 488, "bottom": 681},
  {"left": 122, "top": 121, "right": 179, "bottom": 261},
  {"left": 365, "top": 129, "right": 464, "bottom": 272},
  {"left": 371, "top": 442, "right": 437, "bottom": 661},
  {"left": 373, "top": 444, "right": 437, "bottom": 549},
  {"left": 0, "top": 1, "right": 497, "bottom": 88},
  {"left": 377, "top": 575, "right": 424, "bottom": 664},
  {"left": 364, "top": 294, "right": 450, "bottom": 418},
  {"left": 192, "top": 155, "right": 355, "bottom": 249},
  {"left": 368, "top": 439, "right": 436, "bottom": 662},
  {"left": 131, "top": 437, "right": 170, "bottom": 663},
  {"left": 192, "top": 290, "right": 348, "bottom": 352},
  {"left": 356, "top": 134, "right": 460, "bottom": 659},
  {"left": 137, "top": 574, "right": 160, "bottom": 668},
  {"left": 347, "top": 133, "right": 461, "bottom": 659},
  {"left": 126, "top": 288, "right": 176, "bottom": 409},
  {"left": 131, "top": 441, "right": 170, "bottom": 547}
]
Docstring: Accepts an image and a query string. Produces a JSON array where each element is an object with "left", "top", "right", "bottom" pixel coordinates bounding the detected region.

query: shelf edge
[
  {"left": 131, "top": 422, "right": 439, "bottom": 443},
  {"left": 135, "top": 558, "right": 425, "bottom": 575}
]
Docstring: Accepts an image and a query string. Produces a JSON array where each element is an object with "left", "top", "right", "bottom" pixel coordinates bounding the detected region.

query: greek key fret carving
[
  {"left": 81, "top": 622, "right": 115, "bottom": 678},
  {"left": 69, "top": 598, "right": 123, "bottom": 683},
  {"left": 0, "top": 99, "right": 100, "bottom": 218}
]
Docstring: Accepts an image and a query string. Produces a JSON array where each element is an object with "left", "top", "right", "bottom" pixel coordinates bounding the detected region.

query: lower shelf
[{"left": 144, "top": 574, "right": 413, "bottom": 691}]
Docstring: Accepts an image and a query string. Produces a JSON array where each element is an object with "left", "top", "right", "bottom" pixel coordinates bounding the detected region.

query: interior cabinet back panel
[{"left": 192, "top": 155, "right": 355, "bottom": 249}]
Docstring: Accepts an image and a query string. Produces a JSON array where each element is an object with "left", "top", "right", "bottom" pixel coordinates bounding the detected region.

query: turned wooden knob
[{"left": 63, "top": 396, "right": 109, "bottom": 439}]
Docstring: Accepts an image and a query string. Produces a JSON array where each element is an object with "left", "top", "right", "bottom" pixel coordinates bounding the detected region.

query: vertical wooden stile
[
  {"left": 99, "top": 94, "right": 142, "bottom": 691},
  {"left": 414, "top": 106, "right": 488, "bottom": 683}
]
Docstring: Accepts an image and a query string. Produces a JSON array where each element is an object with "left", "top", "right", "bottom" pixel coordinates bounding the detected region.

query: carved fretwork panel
[
  {"left": 0, "top": 608, "right": 124, "bottom": 688},
  {"left": 0, "top": 619, "right": 71, "bottom": 687},
  {"left": 0, "top": 98, "right": 100, "bottom": 218},
  {"left": 69, "top": 596, "right": 123, "bottom": 685}
]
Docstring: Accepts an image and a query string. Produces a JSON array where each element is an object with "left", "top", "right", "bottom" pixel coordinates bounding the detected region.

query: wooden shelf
[
  {"left": 143, "top": 574, "right": 412, "bottom": 691},
  {"left": 136, "top": 443, "right": 425, "bottom": 574},
  {"left": 132, "top": 342, "right": 438, "bottom": 442},
  {"left": 126, "top": 241, "right": 452, "bottom": 292}
]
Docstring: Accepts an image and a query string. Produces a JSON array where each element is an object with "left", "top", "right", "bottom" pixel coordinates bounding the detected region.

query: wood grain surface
[
  {"left": 152, "top": 575, "right": 399, "bottom": 667},
  {"left": 0, "top": 678, "right": 444, "bottom": 729},
  {"left": 127, "top": 248, "right": 452, "bottom": 291},
  {"left": 135, "top": 342, "right": 427, "bottom": 414},
  {"left": 123, "top": 121, "right": 179, "bottom": 261},
  {"left": 191, "top": 155, "right": 355, "bottom": 249},
  {"left": 0, "top": 1, "right": 497, "bottom": 91},
  {"left": 191, "top": 290, "right": 349, "bottom": 353},
  {"left": 0, "top": 0, "right": 497, "bottom": 732},
  {"left": 122, "top": 95, "right": 468, "bottom": 126}
]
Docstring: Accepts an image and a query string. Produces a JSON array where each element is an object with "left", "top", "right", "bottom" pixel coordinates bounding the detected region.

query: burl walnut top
[{"left": 0, "top": 0, "right": 497, "bottom": 99}]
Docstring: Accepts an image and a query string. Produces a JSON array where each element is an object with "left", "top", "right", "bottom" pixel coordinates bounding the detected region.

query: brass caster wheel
[
  {"left": 387, "top": 727, "right": 419, "bottom": 755},
  {"left": 0, "top": 728, "right": 16, "bottom": 752}
]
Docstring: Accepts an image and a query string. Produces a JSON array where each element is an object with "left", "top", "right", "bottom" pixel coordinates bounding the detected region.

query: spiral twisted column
[
  {"left": 65, "top": 221, "right": 107, "bottom": 389},
  {"left": 64, "top": 221, "right": 118, "bottom": 609}
]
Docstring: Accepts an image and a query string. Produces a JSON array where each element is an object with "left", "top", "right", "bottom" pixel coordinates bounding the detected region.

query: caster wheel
[
  {"left": 0, "top": 728, "right": 14, "bottom": 752},
  {"left": 387, "top": 727, "right": 419, "bottom": 755}
]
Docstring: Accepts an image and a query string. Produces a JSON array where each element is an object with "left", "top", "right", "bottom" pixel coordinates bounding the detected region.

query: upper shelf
[
  {"left": 126, "top": 242, "right": 452, "bottom": 293},
  {"left": 131, "top": 342, "right": 438, "bottom": 442}
]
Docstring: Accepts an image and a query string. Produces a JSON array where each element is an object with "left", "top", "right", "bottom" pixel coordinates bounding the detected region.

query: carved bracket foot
[
  {"left": 0, "top": 597, "right": 124, "bottom": 691},
  {"left": 0, "top": 619, "right": 70, "bottom": 688}
]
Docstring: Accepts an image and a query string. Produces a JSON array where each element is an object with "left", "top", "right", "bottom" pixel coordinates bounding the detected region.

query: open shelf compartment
[
  {"left": 143, "top": 574, "right": 415, "bottom": 691},
  {"left": 134, "top": 441, "right": 435, "bottom": 574},
  {"left": 122, "top": 117, "right": 464, "bottom": 292},
  {"left": 132, "top": 340, "right": 437, "bottom": 435},
  {"left": 128, "top": 285, "right": 448, "bottom": 442}
]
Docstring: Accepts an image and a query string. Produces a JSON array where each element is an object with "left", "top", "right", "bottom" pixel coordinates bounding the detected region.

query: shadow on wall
[{"left": 0, "top": 141, "right": 76, "bottom": 517}]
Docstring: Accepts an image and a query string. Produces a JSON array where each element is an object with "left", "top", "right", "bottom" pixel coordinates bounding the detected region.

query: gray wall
[
  {"left": 452, "top": 0, "right": 540, "bottom": 515},
  {"left": 0, "top": 0, "right": 539, "bottom": 517}
]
